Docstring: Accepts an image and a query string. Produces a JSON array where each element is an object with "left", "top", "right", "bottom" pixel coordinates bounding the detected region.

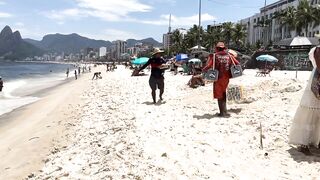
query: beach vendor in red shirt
[
  {"left": 203, "top": 42, "right": 240, "bottom": 117},
  {"left": 133, "top": 48, "right": 167, "bottom": 104}
]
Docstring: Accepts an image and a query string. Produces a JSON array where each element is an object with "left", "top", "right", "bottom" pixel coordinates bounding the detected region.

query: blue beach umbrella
[
  {"left": 176, "top": 54, "right": 189, "bottom": 61},
  {"left": 132, "top": 57, "right": 149, "bottom": 65},
  {"left": 256, "top": 55, "right": 278, "bottom": 63}
]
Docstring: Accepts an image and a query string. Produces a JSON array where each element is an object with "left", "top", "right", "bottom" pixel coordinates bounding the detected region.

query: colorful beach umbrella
[
  {"left": 256, "top": 55, "right": 278, "bottom": 62},
  {"left": 131, "top": 57, "right": 149, "bottom": 65},
  {"left": 188, "top": 58, "right": 201, "bottom": 63},
  {"left": 176, "top": 54, "right": 189, "bottom": 61}
]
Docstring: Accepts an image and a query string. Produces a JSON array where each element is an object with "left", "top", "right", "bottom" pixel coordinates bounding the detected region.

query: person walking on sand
[
  {"left": 132, "top": 48, "right": 167, "bottom": 104},
  {"left": 202, "top": 42, "right": 240, "bottom": 117},
  {"left": 74, "top": 70, "right": 77, "bottom": 80},
  {"left": 289, "top": 46, "right": 320, "bottom": 155},
  {"left": 66, "top": 68, "right": 69, "bottom": 78},
  {"left": 0, "top": 76, "right": 3, "bottom": 92},
  {"left": 78, "top": 67, "right": 81, "bottom": 76}
]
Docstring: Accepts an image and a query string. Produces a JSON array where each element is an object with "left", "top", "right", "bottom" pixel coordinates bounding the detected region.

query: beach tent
[{"left": 131, "top": 57, "right": 149, "bottom": 65}]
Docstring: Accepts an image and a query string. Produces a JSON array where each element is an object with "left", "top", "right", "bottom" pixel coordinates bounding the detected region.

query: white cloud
[
  {"left": 141, "top": 13, "right": 216, "bottom": 26},
  {"left": 85, "top": 29, "right": 141, "bottom": 41},
  {"left": 15, "top": 22, "right": 24, "bottom": 27},
  {"left": 45, "top": 0, "right": 152, "bottom": 22},
  {"left": 0, "top": 12, "right": 11, "bottom": 18},
  {"left": 0, "top": 1, "right": 6, "bottom": 5}
]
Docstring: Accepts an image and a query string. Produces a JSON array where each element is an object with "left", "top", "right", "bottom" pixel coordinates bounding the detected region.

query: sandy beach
[
  {"left": 1, "top": 65, "right": 320, "bottom": 179},
  {"left": 0, "top": 70, "right": 91, "bottom": 179}
]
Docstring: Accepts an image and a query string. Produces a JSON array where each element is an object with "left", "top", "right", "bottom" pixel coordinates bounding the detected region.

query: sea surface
[{"left": 0, "top": 61, "right": 76, "bottom": 117}]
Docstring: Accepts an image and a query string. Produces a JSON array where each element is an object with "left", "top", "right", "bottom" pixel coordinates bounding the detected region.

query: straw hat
[{"left": 152, "top": 48, "right": 164, "bottom": 56}]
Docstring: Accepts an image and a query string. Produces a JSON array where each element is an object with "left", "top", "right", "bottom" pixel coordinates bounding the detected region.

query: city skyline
[{"left": 0, "top": 0, "right": 278, "bottom": 42}]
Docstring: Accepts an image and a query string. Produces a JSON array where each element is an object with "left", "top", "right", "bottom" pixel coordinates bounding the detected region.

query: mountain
[
  {"left": 126, "top": 38, "right": 162, "bottom": 48},
  {"left": 25, "top": 33, "right": 162, "bottom": 54},
  {"left": 0, "top": 26, "right": 44, "bottom": 60},
  {"left": 25, "top": 33, "right": 112, "bottom": 54}
]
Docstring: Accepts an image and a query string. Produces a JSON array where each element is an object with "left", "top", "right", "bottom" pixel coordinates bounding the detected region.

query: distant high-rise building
[
  {"left": 163, "top": 33, "right": 172, "bottom": 50},
  {"left": 99, "top": 47, "right": 107, "bottom": 57},
  {"left": 112, "top": 40, "right": 127, "bottom": 60}
]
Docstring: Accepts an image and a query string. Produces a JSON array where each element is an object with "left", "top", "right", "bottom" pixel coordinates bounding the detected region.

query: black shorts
[{"left": 149, "top": 76, "right": 164, "bottom": 91}]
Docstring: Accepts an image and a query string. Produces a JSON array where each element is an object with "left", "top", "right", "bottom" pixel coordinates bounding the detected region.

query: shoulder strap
[
  {"left": 212, "top": 53, "right": 216, "bottom": 70},
  {"left": 228, "top": 53, "right": 236, "bottom": 66}
]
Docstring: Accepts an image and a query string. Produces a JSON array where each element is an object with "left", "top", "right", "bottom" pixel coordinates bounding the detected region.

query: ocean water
[{"left": 0, "top": 62, "right": 76, "bottom": 117}]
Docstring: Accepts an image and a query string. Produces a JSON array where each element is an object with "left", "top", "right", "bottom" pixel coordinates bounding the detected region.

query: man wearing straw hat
[{"left": 133, "top": 48, "right": 167, "bottom": 104}]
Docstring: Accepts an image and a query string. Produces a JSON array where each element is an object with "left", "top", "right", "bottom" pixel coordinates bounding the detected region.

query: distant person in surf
[
  {"left": 74, "top": 70, "right": 77, "bottom": 80},
  {"left": 132, "top": 48, "right": 168, "bottom": 104},
  {"left": 0, "top": 76, "right": 3, "bottom": 92},
  {"left": 78, "top": 67, "right": 81, "bottom": 76},
  {"left": 66, "top": 68, "right": 69, "bottom": 78}
]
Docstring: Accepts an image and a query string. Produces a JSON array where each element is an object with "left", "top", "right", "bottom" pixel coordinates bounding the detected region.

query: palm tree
[
  {"left": 171, "top": 29, "right": 184, "bottom": 54},
  {"left": 222, "top": 22, "right": 233, "bottom": 46},
  {"left": 232, "top": 23, "right": 247, "bottom": 48},
  {"left": 204, "top": 26, "right": 223, "bottom": 51},
  {"left": 184, "top": 25, "right": 204, "bottom": 50},
  {"left": 273, "top": 6, "right": 297, "bottom": 37},
  {"left": 312, "top": 4, "right": 320, "bottom": 29},
  {"left": 295, "top": 0, "right": 314, "bottom": 36}
]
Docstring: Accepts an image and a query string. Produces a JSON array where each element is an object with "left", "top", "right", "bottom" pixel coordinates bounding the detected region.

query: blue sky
[{"left": 0, "top": 0, "right": 278, "bottom": 42}]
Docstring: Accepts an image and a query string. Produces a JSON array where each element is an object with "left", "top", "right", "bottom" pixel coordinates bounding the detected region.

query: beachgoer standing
[
  {"left": 133, "top": 48, "right": 167, "bottom": 104},
  {"left": 74, "top": 70, "right": 77, "bottom": 80},
  {"left": 66, "top": 68, "right": 69, "bottom": 78},
  {"left": 78, "top": 67, "right": 81, "bottom": 76},
  {"left": 289, "top": 46, "right": 320, "bottom": 155},
  {"left": 202, "top": 42, "right": 240, "bottom": 117},
  {"left": 0, "top": 76, "right": 3, "bottom": 92}
]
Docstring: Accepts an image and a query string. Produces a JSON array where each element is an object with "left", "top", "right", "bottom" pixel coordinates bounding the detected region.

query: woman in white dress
[{"left": 289, "top": 46, "right": 320, "bottom": 154}]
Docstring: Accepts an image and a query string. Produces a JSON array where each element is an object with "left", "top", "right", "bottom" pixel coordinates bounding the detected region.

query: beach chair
[
  {"left": 256, "top": 64, "right": 274, "bottom": 77},
  {"left": 256, "top": 68, "right": 272, "bottom": 77}
]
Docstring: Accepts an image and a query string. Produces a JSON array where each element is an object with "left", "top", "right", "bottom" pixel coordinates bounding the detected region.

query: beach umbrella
[
  {"left": 188, "top": 58, "right": 201, "bottom": 63},
  {"left": 176, "top": 54, "right": 189, "bottom": 61},
  {"left": 131, "top": 57, "right": 149, "bottom": 65},
  {"left": 256, "top": 55, "right": 278, "bottom": 63},
  {"left": 191, "top": 45, "right": 206, "bottom": 50}
]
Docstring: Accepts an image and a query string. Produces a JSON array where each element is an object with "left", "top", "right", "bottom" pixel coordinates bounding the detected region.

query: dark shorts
[{"left": 149, "top": 76, "right": 164, "bottom": 91}]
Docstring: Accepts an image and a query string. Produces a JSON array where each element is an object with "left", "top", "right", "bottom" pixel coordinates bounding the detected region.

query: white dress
[{"left": 289, "top": 47, "right": 320, "bottom": 146}]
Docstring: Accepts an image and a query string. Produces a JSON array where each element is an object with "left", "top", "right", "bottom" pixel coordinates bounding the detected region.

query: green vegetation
[{"left": 169, "top": 22, "right": 247, "bottom": 56}]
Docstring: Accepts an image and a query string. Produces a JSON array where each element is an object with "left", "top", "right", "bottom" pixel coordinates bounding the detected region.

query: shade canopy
[
  {"left": 188, "top": 58, "right": 201, "bottom": 63},
  {"left": 256, "top": 55, "right": 278, "bottom": 62},
  {"left": 131, "top": 57, "right": 149, "bottom": 65},
  {"left": 176, "top": 54, "right": 189, "bottom": 61},
  {"left": 275, "top": 36, "right": 319, "bottom": 47}
]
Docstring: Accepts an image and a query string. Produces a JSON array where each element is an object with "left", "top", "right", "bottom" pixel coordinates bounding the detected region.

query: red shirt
[{"left": 203, "top": 51, "right": 239, "bottom": 79}]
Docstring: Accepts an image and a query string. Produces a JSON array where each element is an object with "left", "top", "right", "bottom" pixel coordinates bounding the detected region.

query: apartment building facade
[{"left": 240, "top": 0, "right": 320, "bottom": 46}]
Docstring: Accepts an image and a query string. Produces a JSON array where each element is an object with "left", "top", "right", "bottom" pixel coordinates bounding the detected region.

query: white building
[
  {"left": 163, "top": 33, "right": 172, "bottom": 50},
  {"left": 111, "top": 40, "right": 127, "bottom": 60},
  {"left": 240, "top": 0, "right": 320, "bottom": 45},
  {"left": 99, "top": 47, "right": 107, "bottom": 57}
]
